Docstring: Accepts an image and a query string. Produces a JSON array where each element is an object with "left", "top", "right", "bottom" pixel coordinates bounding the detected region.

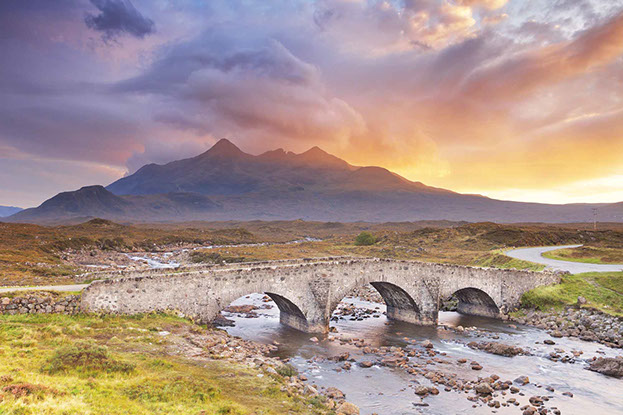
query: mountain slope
[
  {"left": 11, "top": 186, "right": 218, "bottom": 223},
  {"left": 8, "top": 140, "right": 623, "bottom": 223},
  {"left": 0, "top": 206, "right": 22, "bottom": 218},
  {"left": 106, "top": 139, "right": 444, "bottom": 196}
]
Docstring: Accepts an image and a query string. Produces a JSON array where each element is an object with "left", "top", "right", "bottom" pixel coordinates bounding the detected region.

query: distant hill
[
  {"left": 11, "top": 185, "right": 218, "bottom": 223},
  {"left": 0, "top": 206, "right": 22, "bottom": 217},
  {"left": 9, "top": 139, "right": 623, "bottom": 223}
]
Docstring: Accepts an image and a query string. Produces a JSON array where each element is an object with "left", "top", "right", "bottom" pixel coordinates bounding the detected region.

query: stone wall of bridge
[{"left": 81, "top": 257, "right": 561, "bottom": 333}]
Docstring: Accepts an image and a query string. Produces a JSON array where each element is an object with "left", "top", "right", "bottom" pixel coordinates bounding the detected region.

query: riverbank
[
  {"left": 512, "top": 306, "right": 623, "bottom": 348},
  {"left": 520, "top": 272, "right": 623, "bottom": 317},
  {"left": 0, "top": 313, "right": 340, "bottom": 415}
]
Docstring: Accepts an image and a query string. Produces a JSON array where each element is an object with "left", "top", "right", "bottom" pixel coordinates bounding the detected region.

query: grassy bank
[
  {"left": 0, "top": 313, "right": 330, "bottom": 415},
  {"left": 520, "top": 272, "right": 623, "bottom": 316},
  {"left": 542, "top": 246, "right": 623, "bottom": 264}
]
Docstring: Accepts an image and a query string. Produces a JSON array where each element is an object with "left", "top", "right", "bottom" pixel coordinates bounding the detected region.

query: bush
[
  {"left": 354, "top": 231, "right": 377, "bottom": 246},
  {"left": 275, "top": 364, "right": 298, "bottom": 377},
  {"left": 42, "top": 341, "right": 135, "bottom": 375}
]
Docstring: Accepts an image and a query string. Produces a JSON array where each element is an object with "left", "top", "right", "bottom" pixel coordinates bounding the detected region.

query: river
[{"left": 222, "top": 294, "right": 623, "bottom": 415}]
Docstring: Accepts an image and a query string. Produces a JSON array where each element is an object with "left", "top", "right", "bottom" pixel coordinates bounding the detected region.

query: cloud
[
  {"left": 456, "top": 0, "right": 508, "bottom": 10},
  {"left": 459, "top": 10, "right": 623, "bottom": 102},
  {"left": 85, "top": 0, "right": 155, "bottom": 40},
  {"left": 313, "top": 0, "right": 481, "bottom": 52},
  {"left": 117, "top": 32, "right": 366, "bottom": 155},
  {"left": 1, "top": 0, "right": 623, "bottom": 206}
]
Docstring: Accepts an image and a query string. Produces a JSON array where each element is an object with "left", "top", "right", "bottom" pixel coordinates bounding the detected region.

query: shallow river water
[{"left": 223, "top": 294, "right": 622, "bottom": 415}]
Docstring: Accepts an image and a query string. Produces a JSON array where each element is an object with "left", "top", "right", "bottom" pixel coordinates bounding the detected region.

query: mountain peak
[
  {"left": 78, "top": 185, "right": 108, "bottom": 192},
  {"left": 297, "top": 146, "right": 351, "bottom": 169},
  {"left": 258, "top": 148, "right": 288, "bottom": 161},
  {"left": 204, "top": 138, "right": 245, "bottom": 158}
]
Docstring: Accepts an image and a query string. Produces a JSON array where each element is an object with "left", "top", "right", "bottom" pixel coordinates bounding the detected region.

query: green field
[
  {"left": 520, "top": 272, "right": 623, "bottom": 316},
  {"left": 0, "top": 313, "right": 331, "bottom": 415},
  {"left": 542, "top": 246, "right": 623, "bottom": 265}
]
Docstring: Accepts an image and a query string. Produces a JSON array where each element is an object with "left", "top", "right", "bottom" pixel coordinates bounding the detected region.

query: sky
[{"left": 1, "top": 0, "right": 622, "bottom": 208}]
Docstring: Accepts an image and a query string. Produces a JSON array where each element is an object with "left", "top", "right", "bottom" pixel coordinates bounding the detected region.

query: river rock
[
  {"left": 474, "top": 382, "right": 494, "bottom": 395},
  {"left": 467, "top": 341, "right": 527, "bottom": 357},
  {"left": 223, "top": 304, "right": 258, "bottom": 314},
  {"left": 326, "top": 387, "right": 345, "bottom": 400},
  {"left": 304, "top": 385, "right": 319, "bottom": 396},
  {"left": 514, "top": 376, "right": 530, "bottom": 385},
  {"left": 587, "top": 357, "right": 623, "bottom": 378},
  {"left": 336, "top": 402, "right": 359, "bottom": 415},
  {"left": 414, "top": 386, "right": 429, "bottom": 396}
]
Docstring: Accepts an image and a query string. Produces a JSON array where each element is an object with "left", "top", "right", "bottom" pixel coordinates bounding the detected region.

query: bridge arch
[
  {"left": 369, "top": 282, "right": 423, "bottom": 324},
  {"left": 211, "top": 283, "right": 325, "bottom": 333},
  {"left": 264, "top": 292, "right": 309, "bottom": 331},
  {"left": 327, "top": 275, "right": 437, "bottom": 330},
  {"left": 451, "top": 287, "right": 500, "bottom": 318}
]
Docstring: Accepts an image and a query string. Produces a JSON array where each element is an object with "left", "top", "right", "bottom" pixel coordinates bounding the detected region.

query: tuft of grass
[
  {"left": 41, "top": 341, "right": 135, "bottom": 375},
  {"left": 2, "top": 382, "right": 62, "bottom": 400},
  {"left": 520, "top": 272, "right": 623, "bottom": 316},
  {"left": 275, "top": 364, "right": 298, "bottom": 378}
]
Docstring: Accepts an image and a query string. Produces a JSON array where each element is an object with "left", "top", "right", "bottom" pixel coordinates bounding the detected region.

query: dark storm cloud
[{"left": 85, "top": 0, "right": 155, "bottom": 40}]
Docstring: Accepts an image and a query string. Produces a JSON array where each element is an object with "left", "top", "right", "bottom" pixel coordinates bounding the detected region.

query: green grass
[
  {"left": 0, "top": 290, "right": 80, "bottom": 299},
  {"left": 520, "top": 272, "right": 623, "bottom": 316},
  {"left": 0, "top": 313, "right": 331, "bottom": 415},
  {"left": 542, "top": 246, "right": 623, "bottom": 265},
  {"left": 473, "top": 251, "right": 545, "bottom": 271}
]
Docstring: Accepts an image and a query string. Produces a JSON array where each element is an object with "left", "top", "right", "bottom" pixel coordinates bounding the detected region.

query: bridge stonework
[{"left": 81, "top": 258, "right": 560, "bottom": 333}]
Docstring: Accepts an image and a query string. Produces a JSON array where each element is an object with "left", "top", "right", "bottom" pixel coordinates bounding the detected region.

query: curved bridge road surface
[{"left": 506, "top": 244, "right": 623, "bottom": 273}]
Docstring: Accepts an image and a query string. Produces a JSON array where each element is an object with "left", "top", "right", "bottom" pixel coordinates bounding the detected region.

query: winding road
[{"left": 505, "top": 244, "right": 623, "bottom": 273}]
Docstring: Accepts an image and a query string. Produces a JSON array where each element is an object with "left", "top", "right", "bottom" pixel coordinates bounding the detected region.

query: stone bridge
[{"left": 81, "top": 257, "right": 560, "bottom": 333}]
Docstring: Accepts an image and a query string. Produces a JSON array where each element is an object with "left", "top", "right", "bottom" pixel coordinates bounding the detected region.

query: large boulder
[
  {"left": 467, "top": 341, "right": 527, "bottom": 357},
  {"left": 588, "top": 357, "right": 623, "bottom": 378}
]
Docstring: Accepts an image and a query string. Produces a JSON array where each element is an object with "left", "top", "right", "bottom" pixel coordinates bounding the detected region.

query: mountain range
[
  {"left": 8, "top": 139, "right": 623, "bottom": 223},
  {"left": 0, "top": 206, "right": 22, "bottom": 218}
]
